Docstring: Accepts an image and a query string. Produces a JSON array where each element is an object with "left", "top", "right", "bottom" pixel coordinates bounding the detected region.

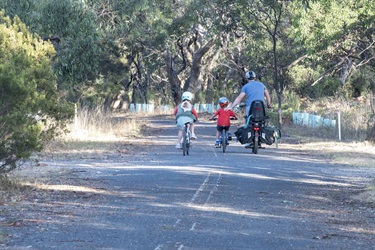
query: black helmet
[{"left": 245, "top": 71, "right": 256, "bottom": 80}]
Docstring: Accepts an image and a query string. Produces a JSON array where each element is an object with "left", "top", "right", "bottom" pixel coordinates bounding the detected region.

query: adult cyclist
[
  {"left": 227, "top": 71, "right": 271, "bottom": 116},
  {"left": 226, "top": 71, "right": 271, "bottom": 147}
]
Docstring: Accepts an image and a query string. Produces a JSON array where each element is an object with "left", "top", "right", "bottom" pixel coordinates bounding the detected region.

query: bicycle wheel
[
  {"left": 253, "top": 134, "right": 259, "bottom": 154},
  {"left": 182, "top": 127, "right": 188, "bottom": 156},
  {"left": 222, "top": 130, "right": 227, "bottom": 153},
  {"left": 186, "top": 131, "right": 190, "bottom": 155}
]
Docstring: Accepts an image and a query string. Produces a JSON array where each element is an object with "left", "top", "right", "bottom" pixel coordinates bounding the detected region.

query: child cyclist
[
  {"left": 209, "top": 97, "right": 237, "bottom": 147},
  {"left": 173, "top": 91, "right": 198, "bottom": 149}
]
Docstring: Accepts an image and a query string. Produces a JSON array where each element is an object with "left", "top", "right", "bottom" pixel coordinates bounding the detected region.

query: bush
[{"left": 0, "top": 11, "right": 73, "bottom": 173}]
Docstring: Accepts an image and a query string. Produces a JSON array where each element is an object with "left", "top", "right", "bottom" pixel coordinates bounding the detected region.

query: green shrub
[{"left": 0, "top": 11, "right": 73, "bottom": 173}]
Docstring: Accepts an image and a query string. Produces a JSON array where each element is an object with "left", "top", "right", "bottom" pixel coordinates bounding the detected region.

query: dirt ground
[{"left": 1, "top": 115, "right": 374, "bottom": 247}]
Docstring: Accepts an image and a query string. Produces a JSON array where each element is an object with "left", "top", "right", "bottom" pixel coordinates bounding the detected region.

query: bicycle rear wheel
[
  {"left": 222, "top": 130, "right": 227, "bottom": 153},
  {"left": 186, "top": 131, "right": 190, "bottom": 155},
  {"left": 253, "top": 134, "right": 259, "bottom": 154},
  {"left": 182, "top": 129, "right": 188, "bottom": 156}
]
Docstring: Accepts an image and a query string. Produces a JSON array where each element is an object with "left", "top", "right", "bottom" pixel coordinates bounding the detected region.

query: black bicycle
[{"left": 182, "top": 122, "right": 191, "bottom": 156}]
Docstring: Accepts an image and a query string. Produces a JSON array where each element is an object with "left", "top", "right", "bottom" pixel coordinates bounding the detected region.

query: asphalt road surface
[{"left": 3, "top": 116, "right": 374, "bottom": 250}]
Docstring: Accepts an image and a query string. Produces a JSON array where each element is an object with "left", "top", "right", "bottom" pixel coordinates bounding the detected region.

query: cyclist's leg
[
  {"left": 226, "top": 126, "right": 230, "bottom": 144},
  {"left": 215, "top": 128, "right": 221, "bottom": 147},
  {"left": 227, "top": 125, "right": 232, "bottom": 140},
  {"left": 176, "top": 118, "right": 186, "bottom": 148},
  {"left": 190, "top": 122, "right": 197, "bottom": 139}
]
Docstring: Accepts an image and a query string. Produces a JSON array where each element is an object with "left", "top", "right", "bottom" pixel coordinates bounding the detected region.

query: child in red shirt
[{"left": 209, "top": 97, "right": 237, "bottom": 147}]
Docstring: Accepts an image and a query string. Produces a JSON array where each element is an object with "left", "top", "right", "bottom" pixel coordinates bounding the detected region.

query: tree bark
[
  {"left": 163, "top": 47, "right": 183, "bottom": 106},
  {"left": 184, "top": 38, "right": 215, "bottom": 99}
]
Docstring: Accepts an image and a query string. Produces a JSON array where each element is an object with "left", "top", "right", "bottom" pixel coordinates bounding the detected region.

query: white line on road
[{"left": 190, "top": 173, "right": 210, "bottom": 204}]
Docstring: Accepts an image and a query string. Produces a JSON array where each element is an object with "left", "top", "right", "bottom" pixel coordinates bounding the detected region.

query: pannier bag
[
  {"left": 260, "top": 126, "right": 281, "bottom": 145},
  {"left": 234, "top": 126, "right": 254, "bottom": 144}
]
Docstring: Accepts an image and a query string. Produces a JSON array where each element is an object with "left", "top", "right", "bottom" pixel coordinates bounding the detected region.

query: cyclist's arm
[
  {"left": 230, "top": 110, "right": 237, "bottom": 119},
  {"left": 192, "top": 109, "right": 198, "bottom": 120},
  {"left": 264, "top": 89, "right": 271, "bottom": 107},
  {"left": 228, "top": 92, "right": 245, "bottom": 110},
  {"left": 173, "top": 106, "right": 178, "bottom": 116},
  {"left": 209, "top": 110, "right": 219, "bottom": 120}
]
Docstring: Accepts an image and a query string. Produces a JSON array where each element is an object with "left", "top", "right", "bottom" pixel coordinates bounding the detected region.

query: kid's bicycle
[
  {"left": 210, "top": 117, "right": 237, "bottom": 153},
  {"left": 219, "top": 126, "right": 229, "bottom": 153},
  {"left": 182, "top": 122, "right": 191, "bottom": 156}
]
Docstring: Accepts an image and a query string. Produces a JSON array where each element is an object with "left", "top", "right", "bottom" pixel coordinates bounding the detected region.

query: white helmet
[
  {"left": 245, "top": 71, "right": 256, "bottom": 80},
  {"left": 181, "top": 91, "right": 193, "bottom": 101}
]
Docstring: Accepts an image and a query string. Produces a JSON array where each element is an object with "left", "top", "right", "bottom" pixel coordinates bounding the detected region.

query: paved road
[{"left": 3, "top": 116, "right": 375, "bottom": 249}]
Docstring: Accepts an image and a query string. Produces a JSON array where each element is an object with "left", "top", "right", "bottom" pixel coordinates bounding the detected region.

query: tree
[{"left": 0, "top": 12, "right": 74, "bottom": 173}]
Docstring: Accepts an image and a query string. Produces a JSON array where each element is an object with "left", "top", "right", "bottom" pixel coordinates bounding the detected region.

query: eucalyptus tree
[
  {"left": 291, "top": 0, "right": 374, "bottom": 92},
  {"left": 226, "top": 0, "right": 297, "bottom": 128},
  {"left": 291, "top": 0, "right": 375, "bottom": 141}
]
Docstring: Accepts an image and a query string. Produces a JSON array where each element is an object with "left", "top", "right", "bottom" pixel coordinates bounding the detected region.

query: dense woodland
[{"left": 0, "top": 0, "right": 374, "bottom": 172}]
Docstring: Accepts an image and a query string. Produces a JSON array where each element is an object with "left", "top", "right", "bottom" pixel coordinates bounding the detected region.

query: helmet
[
  {"left": 245, "top": 71, "right": 256, "bottom": 80},
  {"left": 181, "top": 91, "right": 193, "bottom": 101},
  {"left": 218, "top": 97, "right": 229, "bottom": 107}
]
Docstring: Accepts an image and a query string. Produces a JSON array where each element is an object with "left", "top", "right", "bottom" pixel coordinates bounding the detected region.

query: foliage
[
  {"left": 0, "top": 11, "right": 74, "bottom": 173},
  {"left": 0, "top": 0, "right": 374, "bottom": 140}
]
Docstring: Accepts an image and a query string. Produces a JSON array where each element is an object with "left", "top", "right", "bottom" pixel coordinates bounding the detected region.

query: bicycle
[
  {"left": 210, "top": 117, "right": 237, "bottom": 153},
  {"left": 182, "top": 122, "right": 191, "bottom": 156}
]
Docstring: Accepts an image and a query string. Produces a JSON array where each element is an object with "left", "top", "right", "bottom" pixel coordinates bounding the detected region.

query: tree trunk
[
  {"left": 184, "top": 39, "right": 215, "bottom": 97},
  {"left": 272, "top": 34, "right": 283, "bottom": 129},
  {"left": 163, "top": 48, "right": 182, "bottom": 106},
  {"left": 366, "top": 89, "right": 375, "bottom": 144}
]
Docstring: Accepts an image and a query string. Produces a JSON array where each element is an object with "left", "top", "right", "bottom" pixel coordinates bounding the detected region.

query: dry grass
[
  {"left": 283, "top": 124, "right": 375, "bottom": 204},
  {"left": 0, "top": 108, "right": 150, "bottom": 204},
  {"left": 297, "top": 96, "right": 373, "bottom": 141}
]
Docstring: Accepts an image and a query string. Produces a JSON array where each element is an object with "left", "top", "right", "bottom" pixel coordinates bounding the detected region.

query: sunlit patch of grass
[{"left": 43, "top": 107, "right": 149, "bottom": 154}]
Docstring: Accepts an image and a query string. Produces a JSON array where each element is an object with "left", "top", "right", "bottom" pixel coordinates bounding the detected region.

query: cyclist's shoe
[
  {"left": 190, "top": 133, "right": 197, "bottom": 140},
  {"left": 215, "top": 140, "right": 221, "bottom": 148},
  {"left": 245, "top": 143, "right": 253, "bottom": 148},
  {"left": 175, "top": 143, "right": 182, "bottom": 149},
  {"left": 228, "top": 132, "right": 232, "bottom": 141}
]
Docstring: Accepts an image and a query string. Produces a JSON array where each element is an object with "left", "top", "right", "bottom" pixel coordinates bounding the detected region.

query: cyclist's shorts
[
  {"left": 217, "top": 125, "right": 230, "bottom": 132},
  {"left": 176, "top": 117, "right": 194, "bottom": 130}
]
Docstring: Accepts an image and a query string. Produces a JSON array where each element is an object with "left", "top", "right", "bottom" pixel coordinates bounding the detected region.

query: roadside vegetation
[{"left": 0, "top": 0, "right": 374, "bottom": 205}]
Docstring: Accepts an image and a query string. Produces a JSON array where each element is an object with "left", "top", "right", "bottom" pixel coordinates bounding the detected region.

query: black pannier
[
  {"left": 260, "top": 126, "right": 281, "bottom": 145},
  {"left": 234, "top": 126, "right": 254, "bottom": 144}
]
